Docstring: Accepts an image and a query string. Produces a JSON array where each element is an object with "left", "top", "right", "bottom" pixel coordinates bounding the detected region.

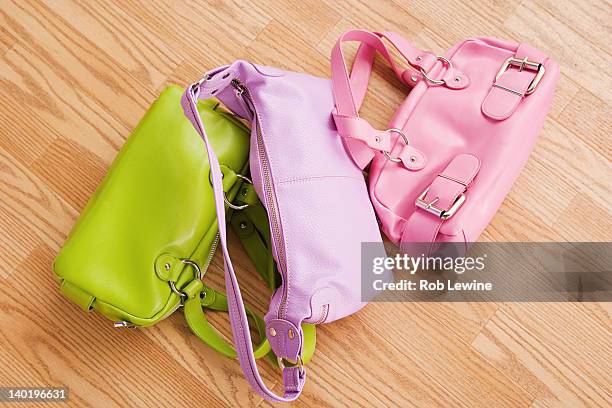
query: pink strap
[
  {"left": 401, "top": 154, "right": 480, "bottom": 255},
  {"left": 482, "top": 44, "right": 547, "bottom": 120},
  {"left": 331, "top": 29, "right": 467, "bottom": 169},
  {"left": 181, "top": 80, "right": 304, "bottom": 402}
]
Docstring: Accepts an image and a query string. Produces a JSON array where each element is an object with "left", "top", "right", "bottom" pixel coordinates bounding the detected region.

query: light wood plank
[
  {"left": 472, "top": 303, "right": 612, "bottom": 407},
  {"left": 0, "top": 245, "right": 228, "bottom": 407},
  {"left": 0, "top": 25, "right": 16, "bottom": 56},
  {"left": 0, "top": 149, "right": 77, "bottom": 278}
]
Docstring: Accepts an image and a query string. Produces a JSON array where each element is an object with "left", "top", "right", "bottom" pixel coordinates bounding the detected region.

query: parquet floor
[{"left": 0, "top": 1, "right": 610, "bottom": 407}]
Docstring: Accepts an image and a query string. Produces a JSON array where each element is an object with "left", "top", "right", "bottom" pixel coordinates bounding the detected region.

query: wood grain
[{"left": 0, "top": 0, "right": 610, "bottom": 407}]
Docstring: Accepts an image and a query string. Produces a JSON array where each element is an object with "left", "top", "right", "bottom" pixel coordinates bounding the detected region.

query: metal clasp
[
  {"left": 113, "top": 321, "right": 137, "bottom": 329},
  {"left": 416, "top": 187, "right": 466, "bottom": 220},
  {"left": 278, "top": 355, "right": 305, "bottom": 376},
  {"left": 494, "top": 56, "right": 546, "bottom": 95},
  {"left": 169, "top": 259, "right": 203, "bottom": 298},
  {"left": 420, "top": 56, "right": 453, "bottom": 85},
  {"left": 383, "top": 128, "right": 409, "bottom": 162},
  {"left": 223, "top": 174, "right": 253, "bottom": 210}
]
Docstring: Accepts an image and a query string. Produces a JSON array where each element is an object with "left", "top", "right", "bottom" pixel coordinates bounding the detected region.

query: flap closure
[
  {"left": 416, "top": 154, "right": 480, "bottom": 219},
  {"left": 482, "top": 43, "right": 547, "bottom": 120},
  {"left": 267, "top": 319, "right": 303, "bottom": 361}
]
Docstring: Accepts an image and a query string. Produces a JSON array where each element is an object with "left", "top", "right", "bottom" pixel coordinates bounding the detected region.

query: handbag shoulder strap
[
  {"left": 330, "top": 29, "right": 468, "bottom": 169},
  {"left": 182, "top": 183, "right": 273, "bottom": 360},
  {"left": 181, "top": 82, "right": 305, "bottom": 402}
]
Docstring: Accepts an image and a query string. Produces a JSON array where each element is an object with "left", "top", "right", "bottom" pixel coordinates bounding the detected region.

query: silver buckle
[
  {"left": 416, "top": 187, "right": 466, "bottom": 220},
  {"left": 494, "top": 56, "right": 545, "bottom": 96}
]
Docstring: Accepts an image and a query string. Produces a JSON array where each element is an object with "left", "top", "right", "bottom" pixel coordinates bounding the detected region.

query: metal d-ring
[
  {"left": 383, "top": 128, "right": 410, "bottom": 162},
  {"left": 169, "top": 259, "right": 204, "bottom": 298},
  {"left": 420, "top": 56, "right": 453, "bottom": 85},
  {"left": 224, "top": 174, "right": 253, "bottom": 210},
  {"left": 278, "top": 355, "right": 305, "bottom": 376}
]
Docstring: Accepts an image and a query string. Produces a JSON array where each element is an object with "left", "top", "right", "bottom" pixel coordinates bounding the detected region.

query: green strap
[
  {"left": 183, "top": 181, "right": 316, "bottom": 363},
  {"left": 231, "top": 205, "right": 278, "bottom": 290},
  {"left": 183, "top": 283, "right": 270, "bottom": 359}
]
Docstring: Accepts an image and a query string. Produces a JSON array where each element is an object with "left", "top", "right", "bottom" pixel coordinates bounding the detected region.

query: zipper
[
  {"left": 231, "top": 78, "right": 289, "bottom": 319},
  {"left": 202, "top": 233, "right": 220, "bottom": 274}
]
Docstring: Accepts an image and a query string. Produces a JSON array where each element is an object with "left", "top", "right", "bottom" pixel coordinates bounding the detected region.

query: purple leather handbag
[{"left": 182, "top": 61, "right": 385, "bottom": 401}]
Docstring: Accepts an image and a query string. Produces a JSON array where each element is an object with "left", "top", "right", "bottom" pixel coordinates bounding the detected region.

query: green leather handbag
[{"left": 53, "top": 85, "right": 315, "bottom": 362}]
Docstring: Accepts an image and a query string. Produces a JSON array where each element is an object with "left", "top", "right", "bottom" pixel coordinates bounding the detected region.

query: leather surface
[
  {"left": 330, "top": 31, "right": 559, "bottom": 249},
  {"left": 400, "top": 154, "right": 480, "bottom": 255},
  {"left": 373, "top": 37, "right": 559, "bottom": 245},
  {"left": 53, "top": 85, "right": 250, "bottom": 324},
  {"left": 215, "top": 62, "right": 385, "bottom": 328},
  {"left": 53, "top": 85, "right": 320, "bottom": 363},
  {"left": 182, "top": 60, "right": 386, "bottom": 401}
]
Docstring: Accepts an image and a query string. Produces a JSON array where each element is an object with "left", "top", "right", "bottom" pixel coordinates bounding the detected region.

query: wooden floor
[{"left": 1, "top": 0, "right": 610, "bottom": 407}]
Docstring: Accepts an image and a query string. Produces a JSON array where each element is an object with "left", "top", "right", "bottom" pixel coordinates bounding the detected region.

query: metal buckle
[
  {"left": 383, "top": 128, "right": 409, "bottom": 162},
  {"left": 416, "top": 187, "right": 466, "bottom": 220},
  {"left": 190, "top": 73, "right": 212, "bottom": 93},
  {"left": 494, "top": 56, "right": 546, "bottom": 95},
  {"left": 169, "top": 259, "right": 204, "bottom": 298},
  {"left": 223, "top": 174, "right": 253, "bottom": 210},
  {"left": 420, "top": 56, "right": 453, "bottom": 85},
  {"left": 278, "top": 355, "right": 305, "bottom": 376}
]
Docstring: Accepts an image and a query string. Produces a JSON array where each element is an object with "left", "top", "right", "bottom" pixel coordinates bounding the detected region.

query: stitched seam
[
  {"left": 277, "top": 174, "right": 363, "bottom": 185},
  {"left": 332, "top": 39, "right": 373, "bottom": 165}
]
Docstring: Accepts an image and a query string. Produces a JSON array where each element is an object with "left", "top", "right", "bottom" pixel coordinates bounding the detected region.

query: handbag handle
[
  {"left": 330, "top": 29, "right": 468, "bottom": 169},
  {"left": 182, "top": 83, "right": 305, "bottom": 402}
]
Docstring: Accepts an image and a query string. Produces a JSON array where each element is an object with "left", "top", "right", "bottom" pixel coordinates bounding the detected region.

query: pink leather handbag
[
  {"left": 182, "top": 62, "right": 385, "bottom": 401},
  {"left": 331, "top": 30, "right": 559, "bottom": 255}
]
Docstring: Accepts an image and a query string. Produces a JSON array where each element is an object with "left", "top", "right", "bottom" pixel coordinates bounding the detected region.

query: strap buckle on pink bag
[
  {"left": 416, "top": 185, "right": 466, "bottom": 220},
  {"left": 494, "top": 56, "right": 545, "bottom": 96},
  {"left": 482, "top": 43, "right": 547, "bottom": 120},
  {"left": 401, "top": 154, "right": 480, "bottom": 255},
  {"left": 415, "top": 154, "right": 480, "bottom": 221}
]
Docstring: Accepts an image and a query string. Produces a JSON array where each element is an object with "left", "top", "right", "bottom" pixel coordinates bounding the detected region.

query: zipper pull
[
  {"left": 231, "top": 79, "right": 245, "bottom": 95},
  {"left": 113, "top": 321, "right": 137, "bottom": 329}
]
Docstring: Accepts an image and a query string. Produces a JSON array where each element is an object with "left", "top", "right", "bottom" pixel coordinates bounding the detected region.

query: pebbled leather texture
[
  {"left": 221, "top": 62, "right": 384, "bottom": 325},
  {"left": 182, "top": 60, "right": 386, "bottom": 401},
  {"left": 330, "top": 31, "right": 559, "bottom": 252}
]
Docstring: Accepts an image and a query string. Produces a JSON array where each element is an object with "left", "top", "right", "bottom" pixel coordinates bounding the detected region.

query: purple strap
[{"left": 181, "top": 80, "right": 305, "bottom": 402}]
